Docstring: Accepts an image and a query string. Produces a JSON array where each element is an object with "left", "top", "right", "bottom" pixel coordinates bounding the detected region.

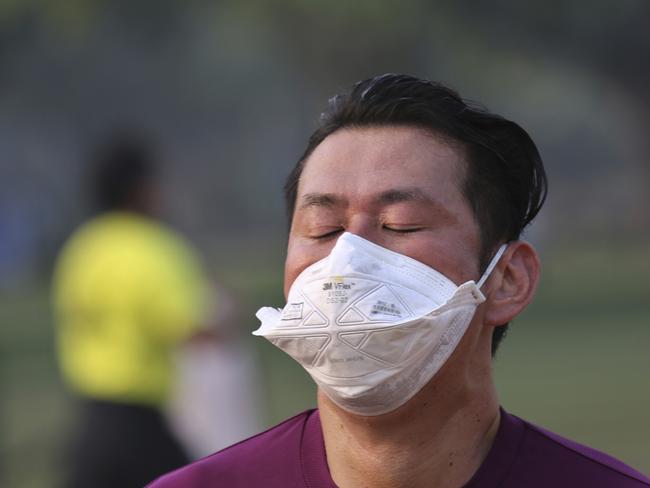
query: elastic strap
[{"left": 477, "top": 244, "right": 508, "bottom": 289}]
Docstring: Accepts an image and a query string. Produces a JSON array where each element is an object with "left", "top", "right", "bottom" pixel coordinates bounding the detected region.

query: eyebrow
[
  {"left": 299, "top": 187, "right": 438, "bottom": 210},
  {"left": 377, "top": 187, "right": 433, "bottom": 205},
  {"left": 299, "top": 192, "right": 343, "bottom": 210}
]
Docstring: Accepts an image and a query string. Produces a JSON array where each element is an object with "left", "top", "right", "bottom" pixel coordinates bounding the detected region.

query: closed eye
[
  {"left": 311, "top": 228, "right": 344, "bottom": 239},
  {"left": 383, "top": 225, "right": 424, "bottom": 234}
]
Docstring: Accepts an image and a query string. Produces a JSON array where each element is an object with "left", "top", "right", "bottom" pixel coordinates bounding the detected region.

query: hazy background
[{"left": 1, "top": 0, "right": 649, "bottom": 486}]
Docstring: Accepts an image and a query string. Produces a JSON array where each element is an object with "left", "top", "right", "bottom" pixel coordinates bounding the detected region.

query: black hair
[
  {"left": 92, "top": 133, "right": 156, "bottom": 212},
  {"left": 284, "top": 74, "right": 547, "bottom": 355}
]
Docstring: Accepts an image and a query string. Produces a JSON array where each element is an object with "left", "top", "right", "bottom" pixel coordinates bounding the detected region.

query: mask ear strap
[{"left": 477, "top": 244, "right": 508, "bottom": 289}]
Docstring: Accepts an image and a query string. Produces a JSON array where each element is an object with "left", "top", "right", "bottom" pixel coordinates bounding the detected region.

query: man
[
  {"left": 148, "top": 74, "right": 650, "bottom": 487},
  {"left": 53, "top": 135, "right": 211, "bottom": 487}
]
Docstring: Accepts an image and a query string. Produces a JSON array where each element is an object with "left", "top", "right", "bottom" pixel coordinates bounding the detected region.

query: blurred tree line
[{"left": 0, "top": 0, "right": 648, "bottom": 285}]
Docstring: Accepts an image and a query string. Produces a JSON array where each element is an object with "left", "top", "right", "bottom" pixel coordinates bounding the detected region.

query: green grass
[
  {"left": 495, "top": 312, "right": 650, "bottom": 472},
  {"left": 494, "top": 241, "right": 650, "bottom": 473},
  {"left": 1, "top": 241, "right": 648, "bottom": 486}
]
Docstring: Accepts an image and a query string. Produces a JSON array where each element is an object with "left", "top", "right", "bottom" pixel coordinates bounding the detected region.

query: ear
[{"left": 482, "top": 240, "right": 540, "bottom": 327}]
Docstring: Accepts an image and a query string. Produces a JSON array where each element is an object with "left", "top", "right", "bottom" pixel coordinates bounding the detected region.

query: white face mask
[{"left": 254, "top": 232, "right": 506, "bottom": 416}]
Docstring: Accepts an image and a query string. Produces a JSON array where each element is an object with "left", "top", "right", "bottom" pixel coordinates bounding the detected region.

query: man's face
[{"left": 285, "top": 125, "right": 483, "bottom": 296}]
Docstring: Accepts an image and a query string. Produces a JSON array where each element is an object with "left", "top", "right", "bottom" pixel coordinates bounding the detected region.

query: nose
[{"left": 344, "top": 214, "right": 382, "bottom": 247}]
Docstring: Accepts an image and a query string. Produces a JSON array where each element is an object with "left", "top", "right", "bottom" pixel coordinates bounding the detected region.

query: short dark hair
[
  {"left": 284, "top": 74, "right": 548, "bottom": 355},
  {"left": 92, "top": 133, "right": 156, "bottom": 212}
]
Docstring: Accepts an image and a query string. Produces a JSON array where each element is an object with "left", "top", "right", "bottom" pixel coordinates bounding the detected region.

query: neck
[{"left": 319, "top": 358, "right": 499, "bottom": 488}]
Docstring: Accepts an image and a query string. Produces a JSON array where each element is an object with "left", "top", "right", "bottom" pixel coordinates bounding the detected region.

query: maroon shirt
[{"left": 148, "top": 408, "right": 650, "bottom": 487}]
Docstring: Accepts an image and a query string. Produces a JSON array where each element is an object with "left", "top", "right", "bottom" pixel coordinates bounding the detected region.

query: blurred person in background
[
  {"left": 148, "top": 74, "right": 650, "bottom": 488},
  {"left": 52, "top": 134, "right": 257, "bottom": 487}
]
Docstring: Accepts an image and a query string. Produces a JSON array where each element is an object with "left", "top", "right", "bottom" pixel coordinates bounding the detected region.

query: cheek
[
  {"left": 282, "top": 258, "right": 298, "bottom": 298},
  {"left": 393, "top": 233, "right": 481, "bottom": 285},
  {"left": 283, "top": 237, "right": 328, "bottom": 297}
]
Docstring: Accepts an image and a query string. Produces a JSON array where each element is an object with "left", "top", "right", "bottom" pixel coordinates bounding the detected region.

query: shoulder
[
  {"left": 134, "top": 216, "right": 203, "bottom": 275},
  {"left": 57, "top": 213, "right": 158, "bottom": 261},
  {"left": 509, "top": 414, "right": 650, "bottom": 487},
  {"left": 76, "top": 213, "right": 199, "bottom": 271},
  {"left": 147, "top": 410, "right": 315, "bottom": 488}
]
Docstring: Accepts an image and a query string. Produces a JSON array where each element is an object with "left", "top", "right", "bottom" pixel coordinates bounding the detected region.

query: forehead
[{"left": 297, "top": 125, "right": 467, "bottom": 206}]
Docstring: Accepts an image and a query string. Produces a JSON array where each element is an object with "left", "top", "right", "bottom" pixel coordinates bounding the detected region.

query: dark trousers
[{"left": 63, "top": 398, "right": 189, "bottom": 488}]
